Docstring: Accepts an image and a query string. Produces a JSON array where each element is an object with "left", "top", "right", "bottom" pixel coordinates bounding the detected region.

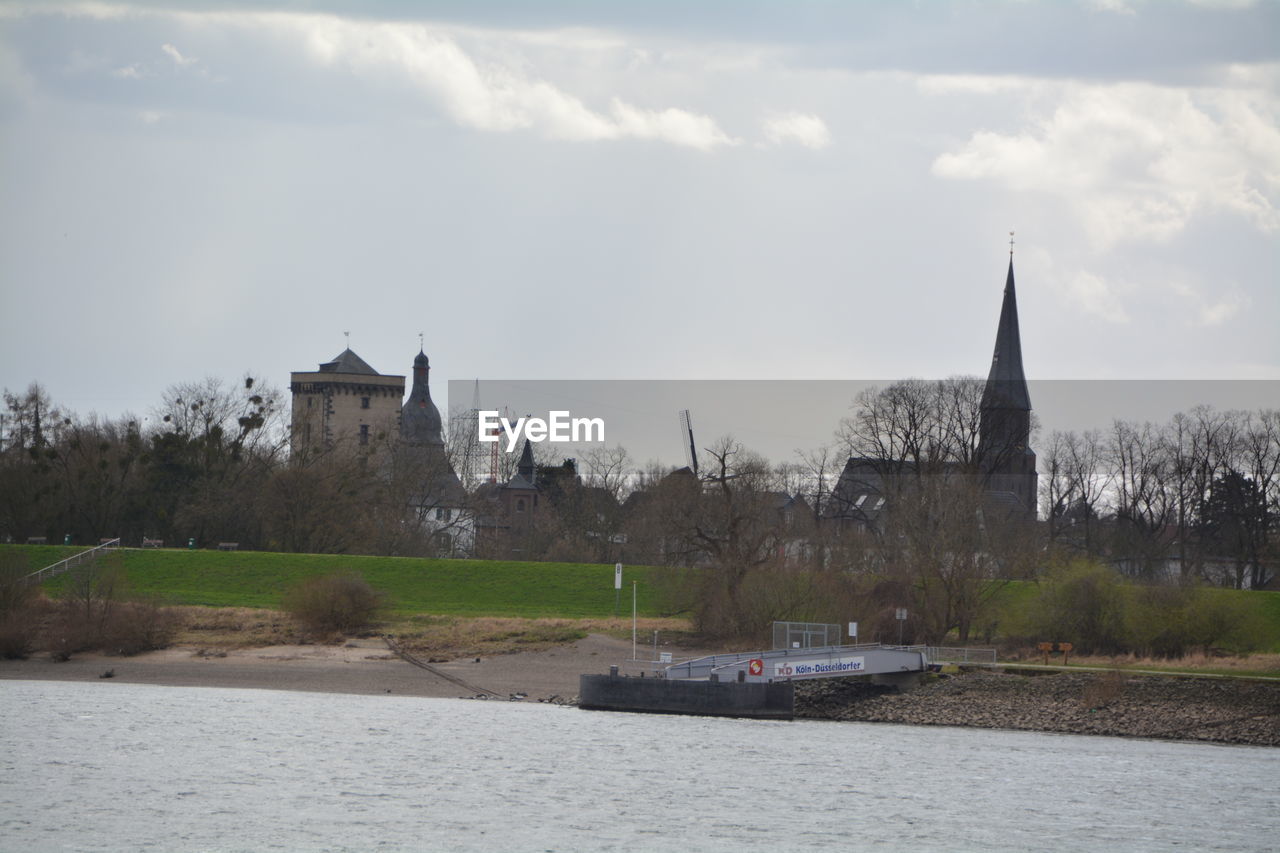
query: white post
[
  {"left": 631, "top": 580, "right": 637, "bottom": 661},
  {"left": 613, "top": 562, "right": 622, "bottom": 617}
]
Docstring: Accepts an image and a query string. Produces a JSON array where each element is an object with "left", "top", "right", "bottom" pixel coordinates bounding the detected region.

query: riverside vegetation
[{"left": 2, "top": 544, "right": 1277, "bottom": 670}]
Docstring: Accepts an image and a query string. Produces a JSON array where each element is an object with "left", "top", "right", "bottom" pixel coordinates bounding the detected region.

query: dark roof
[
  {"left": 516, "top": 439, "right": 535, "bottom": 483},
  {"left": 319, "top": 348, "right": 379, "bottom": 375},
  {"left": 410, "top": 470, "right": 468, "bottom": 508},
  {"left": 981, "top": 259, "right": 1031, "bottom": 412},
  {"left": 401, "top": 349, "right": 444, "bottom": 446},
  {"left": 504, "top": 473, "right": 537, "bottom": 491}
]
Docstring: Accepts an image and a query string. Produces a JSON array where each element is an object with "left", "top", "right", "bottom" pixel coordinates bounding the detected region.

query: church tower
[
  {"left": 400, "top": 349, "right": 444, "bottom": 447},
  {"left": 397, "top": 347, "right": 469, "bottom": 552},
  {"left": 978, "top": 257, "right": 1038, "bottom": 518}
]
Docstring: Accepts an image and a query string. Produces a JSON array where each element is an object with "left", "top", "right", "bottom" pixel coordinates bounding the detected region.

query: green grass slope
[{"left": 6, "top": 545, "right": 662, "bottom": 619}]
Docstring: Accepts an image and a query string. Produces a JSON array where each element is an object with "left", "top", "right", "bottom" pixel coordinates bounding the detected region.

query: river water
[{"left": 2, "top": 680, "right": 1277, "bottom": 852}]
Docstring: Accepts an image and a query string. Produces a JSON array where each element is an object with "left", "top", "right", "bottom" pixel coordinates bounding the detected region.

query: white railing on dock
[
  {"left": 926, "top": 646, "right": 998, "bottom": 666},
  {"left": 23, "top": 539, "right": 120, "bottom": 584}
]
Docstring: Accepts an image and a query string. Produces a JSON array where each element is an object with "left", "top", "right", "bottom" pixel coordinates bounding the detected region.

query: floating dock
[
  {"left": 579, "top": 644, "right": 948, "bottom": 720},
  {"left": 579, "top": 671, "right": 794, "bottom": 720}
]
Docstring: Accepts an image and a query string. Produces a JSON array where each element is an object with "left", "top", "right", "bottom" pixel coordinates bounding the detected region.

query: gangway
[{"left": 665, "top": 643, "right": 930, "bottom": 683}]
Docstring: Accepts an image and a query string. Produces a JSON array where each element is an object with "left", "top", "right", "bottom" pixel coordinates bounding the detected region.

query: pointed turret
[
  {"left": 400, "top": 348, "right": 444, "bottom": 446},
  {"left": 516, "top": 439, "right": 535, "bottom": 485}
]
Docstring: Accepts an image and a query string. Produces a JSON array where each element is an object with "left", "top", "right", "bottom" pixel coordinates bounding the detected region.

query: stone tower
[{"left": 290, "top": 348, "right": 404, "bottom": 454}]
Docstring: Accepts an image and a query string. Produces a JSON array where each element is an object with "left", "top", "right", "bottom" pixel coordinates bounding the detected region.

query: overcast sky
[{"left": 2, "top": 0, "right": 1277, "bottom": 434}]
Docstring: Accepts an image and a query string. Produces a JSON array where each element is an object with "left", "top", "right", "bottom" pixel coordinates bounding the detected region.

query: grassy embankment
[
  {"left": 6, "top": 544, "right": 687, "bottom": 653},
  {"left": 13, "top": 544, "right": 664, "bottom": 617}
]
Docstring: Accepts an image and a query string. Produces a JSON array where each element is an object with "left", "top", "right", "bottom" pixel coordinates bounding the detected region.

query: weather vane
[
  {"left": 1009, "top": 230, "right": 1015, "bottom": 256},
  {"left": 343, "top": 330, "right": 350, "bottom": 347},
  {"left": 419, "top": 331, "right": 424, "bottom": 350}
]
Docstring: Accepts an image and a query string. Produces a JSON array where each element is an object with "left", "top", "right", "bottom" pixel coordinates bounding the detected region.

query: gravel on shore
[{"left": 795, "top": 669, "right": 1280, "bottom": 746}]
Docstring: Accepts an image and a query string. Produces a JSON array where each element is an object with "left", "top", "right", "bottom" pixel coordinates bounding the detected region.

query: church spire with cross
[
  {"left": 981, "top": 244, "right": 1031, "bottom": 413},
  {"left": 979, "top": 232, "right": 1037, "bottom": 517}
]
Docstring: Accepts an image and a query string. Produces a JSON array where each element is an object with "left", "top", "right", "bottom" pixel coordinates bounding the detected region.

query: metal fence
[
  {"left": 772, "top": 621, "right": 842, "bottom": 650},
  {"left": 22, "top": 539, "right": 120, "bottom": 585},
  {"left": 926, "top": 646, "right": 998, "bottom": 666}
]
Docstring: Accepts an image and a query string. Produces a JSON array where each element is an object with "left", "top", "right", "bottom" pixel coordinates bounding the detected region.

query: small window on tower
[
  {"left": 516, "top": 498, "right": 526, "bottom": 513},
  {"left": 307, "top": 398, "right": 313, "bottom": 409},
  {"left": 359, "top": 424, "right": 369, "bottom": 445},
  {"left": 435, "top": 508, "right": 450, "bottom": 522},
  {"left": 361, "top": 397, "right": 370, "bottom": 409}
]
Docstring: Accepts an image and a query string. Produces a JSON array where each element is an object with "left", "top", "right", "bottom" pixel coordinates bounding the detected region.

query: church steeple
[
  {"left": 400, "top": 347, "right": 444, "bottom": 446},
  {"left": 516, "top": 438, "right": 535, "bottom": 483},
  {"left": 979, "top": 253, "right": 1037, "bottom": 518},
  {"left": 981, "top": 258, "right": 1031, "bottom": 413}
]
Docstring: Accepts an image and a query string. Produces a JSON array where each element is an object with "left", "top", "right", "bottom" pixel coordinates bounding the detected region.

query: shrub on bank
[
  {"left": 100, "top": 599, "right": 182, "bottom": 655},
  {"left": 0, "top": 552, "right": 40, "bottom": 659},
  {"left": 0, "top": 610, "right": 39, "bottom": 659},
  {"left": 1022, "top": 560, "right": 1268, "bottom": 658},
  {"left": 284, "top": 571, "right": 383, "bottom": 635},
  {"left": 1025, "top": 561, "right": 1128, "bottom": 655},
  {"left": 41, "top": 596, "right": 182, "bottom": 659}
]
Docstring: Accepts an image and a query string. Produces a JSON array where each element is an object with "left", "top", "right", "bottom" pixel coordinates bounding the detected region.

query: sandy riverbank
[{"left": 0, "top": 633, "right": 671, "bottom": 701}]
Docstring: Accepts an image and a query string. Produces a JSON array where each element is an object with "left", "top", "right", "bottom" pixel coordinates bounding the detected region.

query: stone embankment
[{"left": 795, "top": 670, "right": 1280, "bottom": 746}]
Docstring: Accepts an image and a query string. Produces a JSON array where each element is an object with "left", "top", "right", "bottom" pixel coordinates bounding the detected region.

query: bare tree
[
  {"left": 1042, "top": 429, "right": 1109, "bottom": 554},
  {"left": 150, "top": 374, "right": 286, "bottom": 546},
  {"left": 0, "top": 383, "right": 66, "bottom": 542},
  {"left": 48, "top": 414, "right": 146, "bottom": 543},
  {"left": 1105, "top": 419, "right": 1177, "bottom": 580}
]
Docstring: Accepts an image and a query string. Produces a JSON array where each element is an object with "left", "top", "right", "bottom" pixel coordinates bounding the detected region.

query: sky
[{"left": 1, "top": 0, "right": 1278, "bottom": 439}]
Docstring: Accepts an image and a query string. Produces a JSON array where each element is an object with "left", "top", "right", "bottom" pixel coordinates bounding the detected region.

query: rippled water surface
[{"left": 2, "top": 680, "right": 1277, "bottom": 852}]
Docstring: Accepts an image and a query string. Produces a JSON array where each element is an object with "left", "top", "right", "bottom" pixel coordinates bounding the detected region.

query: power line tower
[
  {"left": 449, "top": 379, "right": 488, "bottom": 490},
  {"left": 448, "top": 380, "right": 516, "bottom": 488}
]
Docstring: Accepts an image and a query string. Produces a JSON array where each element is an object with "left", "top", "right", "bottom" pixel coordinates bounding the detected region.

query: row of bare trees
[
  {"left": 1, "top": 379, "right": 285, "bottom": 549},
  {"left": 1042, "top": 407, "right": 1280, "bottom": 588}
]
